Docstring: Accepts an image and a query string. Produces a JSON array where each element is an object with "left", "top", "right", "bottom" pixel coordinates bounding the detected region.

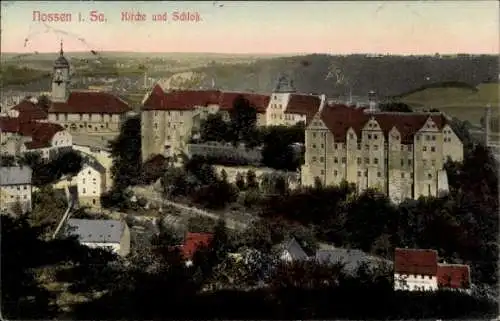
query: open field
[{"left": 398, "top": 83, "right": 500, "bottom": 130}]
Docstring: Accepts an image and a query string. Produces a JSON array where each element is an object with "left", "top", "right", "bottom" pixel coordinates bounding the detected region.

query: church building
[{"left": 47, "top": 42, "right": 132, "bottom": 136}]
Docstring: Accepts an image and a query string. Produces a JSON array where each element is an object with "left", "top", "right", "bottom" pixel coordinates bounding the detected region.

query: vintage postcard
[{"left": 1, "top": 1, "right": 499, "bottom": 320}]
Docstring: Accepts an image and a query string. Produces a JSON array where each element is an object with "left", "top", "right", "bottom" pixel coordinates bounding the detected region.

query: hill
[{"left": 396, "top": 82, "right": 499, "bottom": 128}]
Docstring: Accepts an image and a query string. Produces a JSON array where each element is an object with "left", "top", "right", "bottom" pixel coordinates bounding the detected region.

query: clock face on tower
[{"left": 55, "top": 70, "right": 63, "bottom": 85}]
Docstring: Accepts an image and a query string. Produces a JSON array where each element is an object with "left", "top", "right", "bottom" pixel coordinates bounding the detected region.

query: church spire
[{"left": 59, "top": 39, "right": 64, "bottom": 56}]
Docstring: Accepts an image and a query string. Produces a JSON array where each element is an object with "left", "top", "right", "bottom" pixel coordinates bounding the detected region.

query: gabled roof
[
  {"left": 285, "top": 93, "right": 322, "bottom": 124},
  {"left": 437, "top": 263, "right": 471, "bottom": 289},
  {"left": 276, "top": 237, "right": 308, "bottom": 261},
  {"left": 182, "top": 232, "right": 213, "bottom": 260},
  {"left": 66, "top": 219, "right": 124, "bottom": 244},
  {"left": 49, "top": 91, "right": 131, "bottom": 114},
  {"left": 394, "top": 248, "right": 438, "bottom": 276},
  {"left": 0, "top": 117, "right": 65, "bottom": 149},
  {"left": 318, "top": 104, "right": 448, "bottom": 143},
  {"left": 0, "top": 166, "right": 32, "bottom": 185},
  {"left": 11, "top": 100, "right": 48, "bottom": 121},
  {"left": 316, "top": 248, "right": 391, "bottom": 274},
  {"left": 142, "top": 89, "right": 270, "bottom": 113}
]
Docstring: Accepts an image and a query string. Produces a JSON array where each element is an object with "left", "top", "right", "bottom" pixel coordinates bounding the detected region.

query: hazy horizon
[{"left": 1, "top": 1, "right": 499, "bottom": 54}]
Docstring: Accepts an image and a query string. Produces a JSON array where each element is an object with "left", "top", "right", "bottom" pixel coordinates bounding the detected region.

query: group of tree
[
  {"left": 4, "top": 211, "right": 496, "bottom": 320},
  {"left": 101, "top": 116, "right": 142, "bottom": 208},
  {"left": 15, "top": 150, "right": 83, "bottom": 186}
]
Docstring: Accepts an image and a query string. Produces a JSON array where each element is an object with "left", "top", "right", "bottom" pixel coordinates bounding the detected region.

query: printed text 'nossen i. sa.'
[{"left": 32, "top": 10, "right": 203, "bottom": 23}]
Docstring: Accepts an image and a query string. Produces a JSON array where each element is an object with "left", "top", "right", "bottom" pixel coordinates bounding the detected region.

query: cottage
[
  {"left": 0, "top": 166, "right": 33, "bottom": 214},
  {"left": 66, "top": 218, "right": 130, "bottom": 257},
  {"left": 76, "top": 160, "right": 106, "bottom": 208},
  {"left": 316, "top": 247, "right": 392, "bottom": 275}
]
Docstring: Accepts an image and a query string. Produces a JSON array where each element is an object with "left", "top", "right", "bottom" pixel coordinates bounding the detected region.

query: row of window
[
  {"left": 312, "top": 156, "right": 437, "bottom": 167},
  {"left": 270, "top": 103, "right": 282, "bottom": 109},
  {"left": 310, "top": 142, "right": 438, "bottom": 153},
  {"left": 2, "top": 185, "right": 29, "bottom": 191},
  {"left": 8, "top": 195, "right": 28, "bottom": 199},
  {"left": 154, "top": 122, "right": 183, "bottom": 130},
  {"left": 317, "top": 170, "right": 432, "bottom": 180},
  {"left": 154, "top": 111, "right": 184, "bottom": 117},
  {"left": 310, "top": 132, "right": 449, "bottom": 143},
  {"left": 56, "top": 114, "right": 115, "bottom": 122}
]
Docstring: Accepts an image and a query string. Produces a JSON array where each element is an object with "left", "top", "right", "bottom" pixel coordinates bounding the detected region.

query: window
[
  {"left": 365, "top": 157, "right": 369, "bottom": 164},
  {"left": 400, "top": 159, "right": 404, "bottom": 166},
  {"left": 83, "top": 179, "right": 86, "bottom": 184},
  {"left": 357, "top": 157, "right": 361, "bottom": 165},
  {"left": 24, "top": 186, "right": 27, "bottom": 190},
  {"left": 349, "top": 133, "right": 354, "bottom": 139},
  {"left": 408, "top": 159, "right": 412, "bottom": 166},
  {"left": 92, "top": 199, "right": 96, "bottom": 205},
  {"left": 400, "top": 145, "right": 405, "bottom": 151},
  {"left": 320, "top": 170, "right": 325, "bottom": 175},
  {"left": 401, "top": 173, "right": 405, "bottom": 178},
  {"left": 179, "top": 111, "right": 183, "bottom": 116},
  {"left": 407, "top": 145, "right": 412, "bottom": 151},
  {"left": 431, "top": 135, "right": 436, "bottom": 141},
  {"left": 368, "top": 134, "right": 372, "bottom": 139},
  {"left": 374, "top": 134, "right": 378, "bottom": 139},
  {"left": 377, "top": 171, "right": 381, "bottom": 177},
  {"left": 83, "top": 188, "right": 86, "bottom": 193},
  {"left": 357, "top": 143, "right": 361, "bottom": 150},
  {"left": 431, "top": 160, "right": 436, "bottom": 166},
  {"left": 364, "top": 171, "right": 368, "bottom": 177},
  {"left": 357, "top": 171, "right": 361, "bottom": 177},
  {"left": 320, "top": 157, "right": 324, "bottom": 163},
  {"left": 154, "top": 123, "right": 158, "bottom": 129},
  {"left": 365, "top": 144, "right": 369, "bottom": 150},
  {"left": 374, "top": 158, "right": 378, "bottom": 164},
  {"left": 24, "top": 195, "right": 27, "bottom": 199},
  {"left": 17, "top": 186, "right": 20, "bottom": 191},
  {"left": 423, "top": 146, "right": 427, "bottom": 152},
  {"left": 313, "top": 132, "right": 316, "bottom": 138},
  {"left": 374, "top": 145, "right": 378, "bottom": 151},
  {"left": 334, "top": 170, "right": 338, "bottom": 176},
  {"left": 312, "top": 156, "right": 317, "bottom": 162},
  {"left": 320, "top": 144, "right": 324, "bottom": 148},
  {"left": 312, "top": 144, "right": 317, "bottom": 149},
  {"left": 341, "top": 157, "right": 346, "bottom": 164},
  {"left": 430, "top": 146, "right": 435, "bottom": 152},
  {"left": 428, "top": 173, "right": 432, "bottom": 179},
  {"left": 334, "top": 157, "right": 338, "bottom": 164},
  {"left": 426, "top": 135, "right": 430, "bottom": 141},
  {"left": 423, "top": 159, "right": 427, "bottom": 166},
  {"left": 334, "top": 144, "right": 338, "bottom": 150}
]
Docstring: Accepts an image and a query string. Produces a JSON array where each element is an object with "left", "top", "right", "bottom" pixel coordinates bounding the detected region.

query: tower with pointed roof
[
  {"left": 274, "top": 73, "right": 296, "bottom": 93},
  {"left": 51, "top": 40, "right": 70, "bottom": 103}
]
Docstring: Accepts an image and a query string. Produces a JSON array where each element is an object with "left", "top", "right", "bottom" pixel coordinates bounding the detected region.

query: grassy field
[{"left": 398, "top": 83, "right": 500, "bottom": 129}]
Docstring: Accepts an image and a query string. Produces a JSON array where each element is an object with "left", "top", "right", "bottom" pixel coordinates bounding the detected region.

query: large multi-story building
[
  {"left": 0, "top": 166, "right": 33, "bottom": 214},
  {"left": 46, "top": 42, "right": 132, "bottom": 136},
  {"left": 141, "top": 75, "right": 323, "bottom": 162},
  {"left": 301, "top": 103, "right": 464, "bottom": 203}
]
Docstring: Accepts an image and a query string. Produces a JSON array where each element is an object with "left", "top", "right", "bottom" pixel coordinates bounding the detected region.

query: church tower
[
  {"left": 51, "top": 40, "right": 70, "bottom": 103},
  {"left": 274, "top": 72, "right": 296, "bottom": 93}
]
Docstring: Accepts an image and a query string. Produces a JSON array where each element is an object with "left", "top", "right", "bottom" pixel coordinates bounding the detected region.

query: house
[
  {"left": 437, "top": 263, "right": 471, "bottom": 292},
  {"left": 301, "top": 103, "right": 463, "bottom": 203},
  {"left": 75, "top": 160, "right": 107, "bottom": 208},
  {"left": 394, "top": 248, "right": 438, "bottom": 291},
  {"left": 46, "top": 42, "right": 131, "bottom": 136},
  {"left": 0, "top": 115, "right": 72, "bottom": 160},
  {"left": 0, "top": 166, "right": 33, "bottom": 214},
  {"left": 181, "top": 232, "right": 213, "bottom": 266},
  {"left": 10, "top": 99, "right": 48, "bottom": 122},
  {"left": 394, "top": 247, "right": 471, "bottom": 292},
  {"left": 316, "top": 247, "right": 392, "bottom": 275},
  {"left": 65, "top": 218, "right": 131, "bottom": 257},
  {"left": 275, "top": 237, "right": 308, "bottom": 262}
]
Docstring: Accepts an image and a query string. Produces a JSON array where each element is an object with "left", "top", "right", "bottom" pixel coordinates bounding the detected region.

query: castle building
[
  {"left": 46, "top": 42, "right": 131, "bottom": 136},
  {"left": 141, "top": 76, "right": 323, "bottom": 162},
  {"left": 301, "top": 103, "right": 464, "bottom": 203}
]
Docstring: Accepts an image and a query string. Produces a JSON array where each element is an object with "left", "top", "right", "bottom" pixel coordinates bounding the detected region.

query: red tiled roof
[
  {"left": 49, "top": 91, "right": 131, "bottom": 114},
  {"left": 219, "top": 92, "right": 270, "bottom": 113},
  {"left": 142, "top": 89, "right": 270, "bottom": 113},
  {"left": 181, "top": 232, "right": 213, "bottom": 260},
  {"left": 319, "top": 104, "right": 447, "bottom": 143},
  {"left": 394, "top": 248, "right": 438, "bottom": 276},
  {"left": 11, "top": 100, "right": 48, "bottom": 121},
  {"left": 437, "top": 264, "right": 471, "bottom": 289},
  {"left": 0, "top": 117, "right": 64, "bottom": 149}
]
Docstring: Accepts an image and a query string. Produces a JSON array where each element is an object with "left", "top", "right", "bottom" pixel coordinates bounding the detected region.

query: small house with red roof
[
  {"left": 181, "top": 232, "right": 214, "bottom": 266},
  {"left": 394, "top": 248, "right": 471, "bottom": 292},
  {"left": 45, "top": 42, "right": 131, "bottom": 136},
  {"left": 0, "top": 115, "right": 72, "bottom": 160}
]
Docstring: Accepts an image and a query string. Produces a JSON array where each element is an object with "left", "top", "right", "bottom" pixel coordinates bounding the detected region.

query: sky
[{"left": 1, "top": 1, "right": 499, "bottom": 54}]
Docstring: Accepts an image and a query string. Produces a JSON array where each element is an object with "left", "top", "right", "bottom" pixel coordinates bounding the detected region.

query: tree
[
  {"left": 109, "top": 116, "right": 142, "bottom": 189},
  {"left": 229, "top": 95, "right": 257, "bottom": 145},
  {"left": 261, "top": 126, "right": 302, "bottom": 171},
  {"left": 235, "top": 172, "right": 246, "bottom": 190},
  {"left": 37, "top": 94, "right": 51, "bottom": 112},
  {"left": 378, "top": 102, "right": 413, "bottom": 112},
  {"left": 28, "top": 185, "right": 68, "bottom": 236},
  {"left": 199, "top": 113, "right": 230, "bottom": 142}
]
